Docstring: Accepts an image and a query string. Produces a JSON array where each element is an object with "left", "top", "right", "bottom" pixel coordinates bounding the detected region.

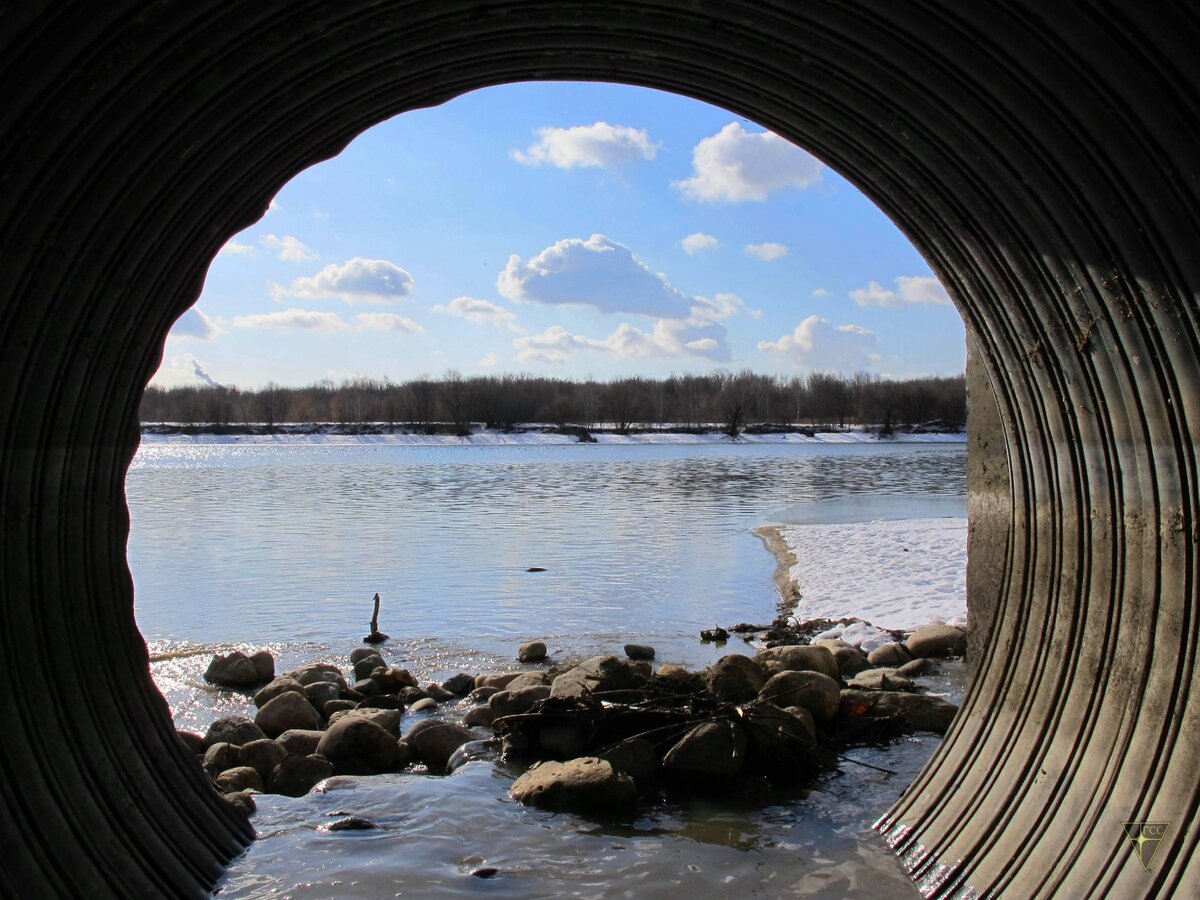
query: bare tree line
[{"left": 140, "top": 370, "right": 965, "bottom": 435}]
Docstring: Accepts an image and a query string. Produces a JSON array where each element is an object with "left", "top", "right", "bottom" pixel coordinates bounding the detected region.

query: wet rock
[
  {"left": 623, "top": 643, "right": 655, "bottom": 661},
  {"left": 304, "top": 680, "right": 343, "bottom": 711},
  {"left": 327, "top": 707, "right": 401, "bottom": 737},
  {"left": 550, "top": 656, "right": 646, "bottom": 699},
  {"left": 204, "top": 651, "right": 263, "bottom": 688},
  {"left": 215, "top": 766, "right": 262, "bottom": 793},
  {"left": 867, "top": 642, "right": 913, "bottom": 668},
  {"left": 349, "top": 647, "right": 380, "bottom": 665},
  {"left": 462, "top": 705, "right": 496, "bottom": 728},
  {"left": 254, "top": 676, "right": 305, "bottom": 709},
  {"left": 468, "top": 686, "right": 501, "bottom": 703},
  {"left": 423, "top": 683, "right": 457, "bottom": 703},
  {"left": 537, "top": 722, "right": 591, "bottom": 759},
  {"left": 409, "top": 697, "right": 438, "bottom": 712},
  {"left": 176, "top": 730, "right": 205, "bottom": 755},
  {"left": 600, "top": 738, "right": 659, "bottom": 784},
  {"left": 700, "top": 627, "right": 729, "bottom": 642},
  {"left": 405, "top": 720, "right": 477, "bottom": 769},
  {"left": 839, "top": 689, "right": 959, "bottom": 733},
  {"left": 475, "top": 672, "right": 522, "bottom": 690},
  {"left": 327, "top": 816, "right": 377, "bottom": 831},
  {"left": 249, "top": 650, "right": 275, "bottom": 682},
  {"left": 511, "top": 758, "right": 637, "bottom": 812},
  {"left": 904, "top": 624, "right": 967, "bottom": 659},
  {"left": 204, "top": 716, "right": 267, "bottom": 748},
  {"left": 396, "top": 686, "right": 429, "bottom": 704},
  {"left": 663, "top": 721, "right": 747, "bottom": 776},
  {"left": 446, "top": 739, "right": 492, "bottom": 773},
  {"left": 287, "top": 663, "right": 346, "bottom": 687},
  {"left": 370, "top": 666, "right": 418, "bottom": 692},
  {"left": 652, "top": 664, "right": 706, "bottom": 695},
  {"left": 742, "top": 702, "right": 819, "bottom": 778},
  {"left": 268, "top": 753, "right": 333, "bottom": 797},
  {"left": 317, "top": 717, "right": 403, "bottom": 772},
  {"left": 275, "top": 729, "right": 324, "bottom": 756},
  {"left": 470, "top": 867, "right": 500, "bottom": 879},
  {"left": 323, "top": 699, "right": 357, "bottom": 717},
  {"left": 352, "top": 678, "right": 381, "bottom": 697},
  {"left": 896, "top": 657, "right": 933, "bottom": 677},
  {"left": 238, "top": 739, "right": 287, "bottom": 780},
  {"left": 846, "top": 668, "right": 915, "bottom": 692},
  {"left": 222, "top": 790, "right": 256, "bottom": 816},
  {"left": 489, "top": 686, "right": 551, "bottom": 719},
  {"left": 754, "top": 645, "right": 839, "bottom": 680},
  {"left": 356, "top": 695, "right": 403, "bottom": 711},
  {"left": 518, "top": 641, "right": 547, "bottom": 663},
  {"left": 442, "top": 673, "right": 476, "bottom": 695},
  {"left": 506, "top": 672, "right": 550, "bottom": 692},
  {"left": 255, "top": 691, "right": 321, "bottom": 738},
  {"left": 758, "top": 671, "right": 840, "bottom": 720},
  {"left": 353, "top": 653, "right": 386, "bottom": 681},
  {"left": 705, "top": 654, "right": 766, "bottom": 704},
  {"left": 813, "top": 639, "right": 871, "bottom": 678},
  {"left": 202, "top": 742, "right": 239, "bottom": 776}
]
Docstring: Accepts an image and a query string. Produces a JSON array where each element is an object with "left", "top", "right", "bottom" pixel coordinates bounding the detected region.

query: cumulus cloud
[
  {"left": 271, "top": 257, "right": 415, "bottom": 304},
  {"left": 431, "top": 296, "right": 524, "bottom": 333},
  {"left": 849, "top": 275, "right": 952, "bottom": 307},
  {"left": 680, "top": 232, "right": 720, "bottom": 255},
  {"left": 234, "top": 308, "right": 348, "bottom": 332},
  {"left": 757, "top": 315, "right": 879, "bottom": 371},
  {"left": 260, "top": 233, "right": 318, "bottom": 262},
  {"left": 674, "top": 122, "right": 824, "bottom": 202},
  {"left": 513, "top": 316, "right": 729, "bottom": 365},
  {"left": 168, "top": 308, "right": 223, "bottom": 341},
  {"left": 354, "top": 312, "right": 424, "bottom": 334},
  {"left": 498, "top": 234, "right": 691, "bottom": 318},
  {"left": 811, "top": 287, "right": 833, "bottom": 297},
  {"left": 150, "top": 352, "right": 222, "bottom": 389},
  {"left": 511, "top": 122, "right": 659, "bottom": 169},
  {"left": 218, "top": 240, "right": 256, "bottom": 257},
  {"left": 478, "top": 352, "right": 499, "bottom": 368},
  {"left": 745, "top": 242, "right": 788, "bottom": 261}
]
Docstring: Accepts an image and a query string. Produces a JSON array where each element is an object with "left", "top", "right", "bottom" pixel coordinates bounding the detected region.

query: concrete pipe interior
[{"left": 0, "top": 3, "right": 1196, "bottom": 897}]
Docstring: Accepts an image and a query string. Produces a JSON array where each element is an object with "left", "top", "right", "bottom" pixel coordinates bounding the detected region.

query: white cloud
[
  {"left": 233, "top": 308, "right": 348, "bottom": 332},
  {"left": 260, "top": 233, "right": 318, "bottom": 262},
  {"left": 354, "top": 312, "right": 424, "bottom": 334},
  {"left": 149, "top": 352, "right": 222, "bottom": 389},
  {"left": 680, "top": 232, "right": 720, "bottom": 255},
  {"left": 478, "top": 352, "right": 499, "bottom": 368},
  {"left": 512, "top": 122, "right": 659, "bottom": 169},
  {"left": 849, "top": 275, "right": 952, "bottom": 307},
  {"left": 673, "top": 122, "right": 824, "bottom": 202},
  {"left": 271, "top": 257, "right": 415, "bottom": 305},
  {"left": 498, "top": 234, "right": 691, "bottom": 318},
  {"left": 757, "top": 315, "right": 880, "bottom": 371},
  {"left": 513, "top": 316, "right": 729, "bottom": 365},
  {"left": 168, "top": 308, "right": 223, "bottom": 341},
  {"left": 811, "top": 287, "right": 833, "bottom": 297},
  {"left": 690, "top": 292, "right": 746, "bottom": 323},
  {"left": 431, "top": 296, "right": 524, "bottom": 333},
  {"left": 745, "top": 242, "right": 789, "bottom": 261},
  {"left": 218, "top": 240, "right": 256, "bottom": 257}
]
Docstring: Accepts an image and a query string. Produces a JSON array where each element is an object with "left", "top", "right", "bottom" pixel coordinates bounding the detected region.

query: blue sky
[{"left": 155, "top": 82, "right": 966, "bottom": 389}]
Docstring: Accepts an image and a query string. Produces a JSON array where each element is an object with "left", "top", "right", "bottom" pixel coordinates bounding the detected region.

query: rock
[
  {"left": 423, "top": 683, "right": 456, "bottom": 703},
  {"left": 324, "top": 699, "right": 357, "bottom": 717},
  {"left": 896, "top": 657, "right": 933, "bottom": 677},
  {"left": 370, "top": 666, "right": 418, "bottom": 692},
  {"left": 352, "top": 678, "right": 382, "bottom": 697},
  {"left": 441, "top": 673, "right": 476, "bottom": 695},
  {"left": 222, "top": 790, "right": 256, "bottom": 816},
  {"left": 398, "top": 686, "right": 432, "bottom": 704},
  {"left": 506, "top": 672, "right": 550, "bottom": 692},
  {"left": 204, "top": 716, "right": 267, "bottom": 748},
  {"left": 742, "top": 703, "right": 819, "bottom": 778},
  {"left": 517, "top": 641, "right": 547, "bottom": 662},
  {"left": 782, "top": 705, "right": 818, "bottom": 735},
  {"left": 353, "top": 654, "right": 386, "bottom": 681},
  {"left": 511, "top": 758, "right": 637, "bottom": 812},
  {"left": 813, "top": 639, "right": 871, "bottom": 677},
  {"left": 754, "top": 645, "right": 839, "bottom": 680},
  {"left": 202, "top": 742, "right": 239, "bottom": 776},
  {"left": 275, "top": 729, "right": 324, "bottom": 756},
  {"left": 304, "top": 680, "right": 343, "bottom": 711},
  {"left": 349, "top": 647, "right": 380, "bottom": 665},
  {"left": 700, "top": 627, "right": 729, "bottom": 642},
  {"left": 629, "top": 660, "right": 652, "bottom": 679},
  {"left": 215, "top": 766, "right": 262, "bottom": 793},
  {"left": 267, "top": 754, "right": 333, "bottom": 797},
  {"left": 408, "top": 697, "right": 438, "bottom": 712},
  {"left": 405, "top": 720, "right": 477, "bottom": 769},
  {"left": 326, "top": 707, "right": 402, "bottom": 737},
  {"left": 904, "top": 624, "right": 967, "bottom": 659},
  {"left": 254, "top": 676, "right": 305, "bottom": 709},
  {"left": 839, "top": 689, "right": 959, "bottom": 733},
  {"left": 356, "top": 695, "right": 403, "bottom": 710},
  {"left": 462, "top": 705, "right": 496, "bottom": 727},
  {"left": 489, "top": 686, "right": 551, "bottom": 718},
  {"left": 445, "top": 739, "right": 491, "bottom": 773},
  {"left": 705, "top": 654, "right": 766, "bottom": 704},
  {"left": 249, "top": 650, "right": 275, "bottom": 682},
  {"left": 237, "top": 739, "right": 287, "bottom": 780},
  {"left": 867, "top": 642, "right": 913, "bottom": 668},
  {"left": 549, "top": 656, "right": 646, "bottom": 699},
  {"left": 846, "top": 668, "right": 916, "bottom": 692},
  {"left": 652, "top": 664, "right": 706, "bottom": 695},
  {"left": 623, "top": 643, "right": 655, "bottom": 661},
  {"left": 255, "top": 692, "right": 321, "bottom": 738},
  {"left": 204, "top": 651, "right": 263, "bottom": 688},
  {"left": 537, "top": 722, "right": 591, "bottom": 759},
  {"left": 470, "top": 867, "right": 500, "bottom": 879},
  {"left": 317, "top": 717, "right": 403, "bottom": 773},
  {"left": 176, "top": 730, "right": 205, "bottom": 755},
  {"left": 468, "top": 686, "right": 501, "bottom": 703},
  {"left": 475, "top": 672, "right": 522, "bottom": 690},
  {"left": 758, "top": 671, "right": 841, "bottom": 720},
  {"left": 327, "top": 816, "right": 378, "bottom": 831},
  {"left": 287, "top": 663, "right": 346, "bottom": 687},
  {"left": 600, "top": 738, "right": 659, "bottom": 783},
  {"left": 663, "top": 721, "right": 747, "bottom": 776}
]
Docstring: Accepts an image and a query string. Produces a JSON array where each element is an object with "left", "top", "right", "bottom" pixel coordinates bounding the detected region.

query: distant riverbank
[{"left": 140, "top": 421, "right": 965, "bottom": 446}]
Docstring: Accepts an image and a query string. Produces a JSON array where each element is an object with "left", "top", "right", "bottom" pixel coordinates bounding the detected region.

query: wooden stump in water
[{"left": 364, "top": 592, "right": 389, "bottom": 644}]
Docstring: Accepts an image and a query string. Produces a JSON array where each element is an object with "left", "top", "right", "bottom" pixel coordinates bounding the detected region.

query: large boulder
[
  {"left": 441, "top": 673, "right": 476, "bottom": 695},
  {"left": 286, "top": 663, "right": 346, "bottom": 687},
  {"left": 754, "top": 645, "right": 839, "bottom": 680},
  {"left": 511, "top": 758, "right": 637, "bottom": 812},
  {"left": 405, "top": 720, "right": 477, "bottom": 769},
  {"left": 353, "top": 653, "right": 386, "bottom": 681},
  {"left": 215, "top": 766, "right": 262, "bottom": 793},
  {"left": 867, "top": 642, "right": 913, "bottom": 668},
  {"left": 267, "top": 754, "right": 333, "bottom": 797},
  {"left": 651, "top": 664, "right": 706, "bottom": 695},
  {"left": 474, "top": 672, "right": 522, "bottom": 690},
  {"left": 846, "top": 668, "right": 916, "bottom": 692},
  {"left": 303, "top": 680, "right": 342, "bottom": 712},
  {"left": 506, "top": 672, "right": 550, "bottom": 692},
  {"left": 204, "top": 716, "right": 267, "bottom": 748},
  {"left": 839, "top": 689, "right": 959, "bottom": 733},
  {"left": 663, "top": 721, "right": 747, "bottom": 776},
  {"left": 623, "top": 643, "right": 655, "bottom": 661},
  {"left": 423, "top": 682, "right": 457, "bottom": 703},
  {"left": 249, "top": 650, "right": 275, "bottom": 682},
  {"left": 600, "top": 738, "right": 659, "bottom": 784},
  {"left": 904, "top": 624, "right": 967, "bottom": 659},
  {"left": 742, "top": 702, "right": 819, "bottom": 778},
  {"left": 349, "top": 647, "right": 381, "bottom": 665},
  {"left": 276, "top": 729, "right": 324, "bottom": 756},
  {"left": 326, "top": 707, "right": 401, "bottom": 736},
  {"left": 550, "top": 655, "right": 647, "bottom": 700},
  {"left": 897, "top": 657, "right": 933, "bottom": 677},
  {"left": 517, "top": 641, "right": 547, "bottom": 662},
  {"left": 758, "top": 671, "right": 840, "bottom": 720},
  {"left": 813, "top": 639, "right": 871, "bottom": 677},
  {"left": 255, "top": 691, "right": 321, "bottom": 738},
  {"left": 204, "top": 651, "right": 263, "bottom": 688},
  {"left": 317, "top": 717, "right": 403, "bottom": 773},
  {"left": 705, "top": 655, "right": 766, "bottom": 704},
  {"left": 490, "top": 686, "right": 551, "bottom": 719},
  {"left": 370, "top": 666, "right": 418, "bottom": 692},
  {"left": 253, "top": 676, "right": 305, "bottom": 709},
  {"left": 462, "top": 705, "right": 496, "bottom": 727},
  {"left": 237, "top": 739, "right": 287, "bottom": 780},
  {"left": 202, "top": 742, "right": 239, "bottom": 776}
]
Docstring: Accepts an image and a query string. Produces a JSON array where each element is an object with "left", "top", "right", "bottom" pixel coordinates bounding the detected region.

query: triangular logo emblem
[{"left": 1122, "top": 821, "right": 1170, "bottom": 872}]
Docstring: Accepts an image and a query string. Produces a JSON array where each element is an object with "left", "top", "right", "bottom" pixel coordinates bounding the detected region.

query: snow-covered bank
[
  {"left": 759, "top": 517, "right": 967, "bottom": 639},
  {"left": 138, "top": 427, "right": 966, "bottom": 447}
]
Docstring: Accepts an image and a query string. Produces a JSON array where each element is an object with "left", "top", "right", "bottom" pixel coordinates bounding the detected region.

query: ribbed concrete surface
[{"left": 0, "top": 2, "right": 1195, "bottom": 897}]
